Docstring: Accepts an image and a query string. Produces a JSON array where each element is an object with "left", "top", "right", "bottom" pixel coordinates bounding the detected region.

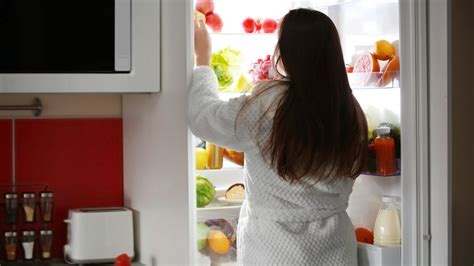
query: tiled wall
[{"left": 0, "top": 118, "right": 124, "bottom": 259}]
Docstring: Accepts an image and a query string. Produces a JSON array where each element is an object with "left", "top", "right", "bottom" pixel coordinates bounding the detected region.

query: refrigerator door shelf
[{"left": 357, "top": 242, "right": 401, "bottom": 266}]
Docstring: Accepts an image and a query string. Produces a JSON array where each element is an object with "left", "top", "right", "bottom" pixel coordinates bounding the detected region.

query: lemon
[
  {"left": 195, "top": 148, "right": 208, "bottom": 170},
  {"left": 207, "top": 230, "right": 230, "bottom": 254},
  {"left": 374, "top": 40, "right": 395, "bottom": 61},
  {"left": 234, "top": 74, "right": 251, "bottom": 92},
  {"left": 194, "top": 11, "right": 206, "bottom": 24}
]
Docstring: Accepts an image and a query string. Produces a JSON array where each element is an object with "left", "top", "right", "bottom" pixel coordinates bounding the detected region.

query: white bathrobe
[{"left": 189, "top": 66, "right": 357, "bottom": 265}]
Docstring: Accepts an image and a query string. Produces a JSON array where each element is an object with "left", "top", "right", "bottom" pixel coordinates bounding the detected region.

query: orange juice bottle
[
  {"left": 374, "top": 127, "right": 396, "bottom": 176},
  {"left": 206, "top": 143, "right": 224, "bottom": 169}
]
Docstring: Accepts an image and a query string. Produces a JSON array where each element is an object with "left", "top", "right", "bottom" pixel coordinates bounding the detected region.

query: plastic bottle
[
  {"left": 373, "top": 196, "right": 401, "bottom": 247},
  {"left": 206, "top": 143, "right": 224, "bottom": 169},
  {"left": 374, "top": 126, "right": 396, "bottom": 176}
]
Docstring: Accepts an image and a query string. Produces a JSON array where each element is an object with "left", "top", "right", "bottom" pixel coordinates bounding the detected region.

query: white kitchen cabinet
[{"left": 0, "top": 0, "right": 160, "bottom": 93}]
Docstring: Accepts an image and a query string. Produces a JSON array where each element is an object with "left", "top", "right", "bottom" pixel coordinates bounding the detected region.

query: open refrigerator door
[{"left": 191, "top": 0, "right": 403, "bottom": 265}]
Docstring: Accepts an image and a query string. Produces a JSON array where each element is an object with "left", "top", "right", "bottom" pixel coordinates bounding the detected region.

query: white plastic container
[{"left": 357, "top": 243, "right": 401, "bottom": 266}]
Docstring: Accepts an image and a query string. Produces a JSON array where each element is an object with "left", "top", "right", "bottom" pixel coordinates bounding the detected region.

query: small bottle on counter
[
  {"left": 373, "top": 196, "right": 401, "bottom": 247},
  {"left": 40, "top": 192, "right": 54, "bottom": 222},
  {"left": 206, "top": 142, "right": 224, "bottom": 170},
  {"left": 4, "top": 193, "right": 18, "bottom": 224},
  {"left": 22, "top": 230, "right": 36, "bottom": 260},
  {"left": 4, "top": 231, "right": 18, "bottom": 261},
  {"left": 40, "top": 230, "right": 53, "bottom": 259},
  {"left": 374, "top": 126, "right": 396, "bottom": 176},
  {"left": 22, "top": 192, "right": 36, "bottom": 223}
]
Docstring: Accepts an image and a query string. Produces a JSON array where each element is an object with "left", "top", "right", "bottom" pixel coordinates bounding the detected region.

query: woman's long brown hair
[{"left": 241, "top": 9, "right": 368, "bottom": 183}]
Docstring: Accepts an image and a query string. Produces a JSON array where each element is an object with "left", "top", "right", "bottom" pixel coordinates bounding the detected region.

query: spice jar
[
  {"left": 40, "top": 192, "right": 54, "bottom": 222},
  {"left": 4, "top": 193, "right": 18, "bottom": 224},
  {"left": 22, "top": 230, "right": 35, "bottom": 260},
  {"left": 206, "top": 143, "right": 224, "bottom": 169},
  {"left": 22, "top": 193, "right": 36, "bottom": 223},
  {"left": 4, "top": 231, "right": 18, "bottom": 261},
  {"left": 40, "top": 230, "right": 53, "bottom": 259}
]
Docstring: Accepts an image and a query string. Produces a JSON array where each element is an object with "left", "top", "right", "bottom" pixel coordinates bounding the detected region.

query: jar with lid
[
  {"left": 4, "top": 193, "right": 18, "bottom": 224},
  {"left": 22, "top": 192, "right": 36, "bottom": 223},
  {"left": 206, "top": 142, "right": 224, "bottom": 169},
  {"left": 4, "top": 231, "right": 18, "bottom": 261},
  {"left": 22, "top": 230, "right": 35, "bottom": 260},
  {"left": 373, "top": 196, "right": 401, "bottom": 247},
  {"left": 40, "top": 230, "right": 53, "bottom": 259},
  {"left": 40, "top": 192, "right": 54, "bottom": 222},
  {"left": 374, "top": 126, "right": 396, "bottom": 176}
]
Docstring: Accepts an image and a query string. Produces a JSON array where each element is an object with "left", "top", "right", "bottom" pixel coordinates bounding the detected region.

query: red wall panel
[
  {"left": 0, "top": 120, "right": 12, "bottom": 185},
  {"left": 15, "top": 119, "right": 124, "bottom": 258}
]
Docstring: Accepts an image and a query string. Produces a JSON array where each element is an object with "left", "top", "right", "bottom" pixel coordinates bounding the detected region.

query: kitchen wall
[
  {"left": 451, "top": 0, "right": 474, "bottom": 264},
  {"left": 0, "top": 94, "right": 124, "bottom": 259}
]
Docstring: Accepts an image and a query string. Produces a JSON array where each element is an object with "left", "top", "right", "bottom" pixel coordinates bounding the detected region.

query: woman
[{"left": 189, "top": 8, "right": 367, "bottom": 265}]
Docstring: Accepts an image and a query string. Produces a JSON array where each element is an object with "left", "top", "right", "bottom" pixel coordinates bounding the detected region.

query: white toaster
[{"left": 64, "top": 207, "right": 135, "bottom": 264}]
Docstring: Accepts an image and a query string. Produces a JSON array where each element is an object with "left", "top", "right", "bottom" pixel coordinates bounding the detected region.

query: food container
[
  {"left": 4, "top": 231, "right": 18, "bottom": 261},
  {"left": 4, "top": 193, "right": 18, "bottom": 224},
  {"left": 197, "top": 216, "right": 238, "bottom": 264},
  {"left": 40, "top": 192, "right": 54, "bottom": 222},
  {"left": 22, "top": 192, "right": 36, "bottom": 223},
  {"left": 40, "top": 230, "right": 53, "bottom": 259},
  {"left": 22, "top": 230, "right": 36, "bottom": 260}
]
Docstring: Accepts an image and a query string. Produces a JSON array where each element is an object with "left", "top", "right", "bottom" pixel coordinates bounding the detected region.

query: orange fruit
[
  {"left": 355, "top": 227, "right": 374, "bottom": 244},
  {"left": 374, "top": 40, "right": 395, "bottom": 61},
  {"left": 353, "top": 52, "right": 380, "bottom": 73},
  {"left": 207, "top": 230, "right": 230, "bottom": 254},
  {"left": 377, "top": 55, "right": 400, "bottom": 87}
]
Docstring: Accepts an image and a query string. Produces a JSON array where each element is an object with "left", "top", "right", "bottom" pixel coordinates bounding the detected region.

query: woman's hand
[{"left": 194, "top": 19, "right": 212, "bottom": 66}]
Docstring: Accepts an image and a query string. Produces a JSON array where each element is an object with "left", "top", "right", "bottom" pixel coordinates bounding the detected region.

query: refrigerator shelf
[
  {"left": 196, "top": 165, "right": 244, "bottom": 191},
  {"left": 348, "top": 71, "right": 400, "bottom": 89},
  {"left": 211, "top": 32, "right": 277, "bottom": 37},
  {"left": 360, "top": 172, "right": 401, "bottom": 178}
]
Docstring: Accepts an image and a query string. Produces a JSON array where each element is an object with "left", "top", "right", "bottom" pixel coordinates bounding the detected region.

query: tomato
[
  {"left": 115, "top": 254, "right": 131, "bottom": 266},
  {"left": 262, "top": 19, "right": 278, "bottom": 33},
  {"left": 195, "top": 0, "right": 214, "bottom": 16},
  {"left": 205, "top": 13, "right": 223, "bottom": 32},
  {"left": 355, "top": 227, "right": 374, "bottom": 244},
  {"left": 242, "top": 18, "right": 256, "bottom": 33},
  {"left": 346, "top": 65, "right": 354, "bottom": 73}
]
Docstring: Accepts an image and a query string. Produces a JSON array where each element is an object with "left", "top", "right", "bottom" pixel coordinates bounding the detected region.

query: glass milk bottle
[{"left": 373, "top": 196, "right": 401, "bottom": 247}]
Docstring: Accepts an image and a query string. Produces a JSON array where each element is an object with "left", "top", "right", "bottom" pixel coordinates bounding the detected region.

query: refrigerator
[
  {"left": 122, "top": 0, "right": 450, "bottom": 265},
  {"left": 190, "top": 0, "right": 419, "bottom": 265}
]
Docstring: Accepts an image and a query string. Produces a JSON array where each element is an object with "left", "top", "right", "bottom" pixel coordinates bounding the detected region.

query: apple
[
  {"left": 206, "top": 13, "right": 223, "bottom": 32},
  {"left": 242, "top": 17, "right": 256, "bottom": 33},
  {"left": 195, "top": 0, "right": 214, "bottom": 16},
  {"left": 262, "top": 18, "right": 278, "bottom": 33}
]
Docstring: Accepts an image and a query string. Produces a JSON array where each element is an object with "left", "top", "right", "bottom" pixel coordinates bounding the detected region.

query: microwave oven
[{"left": 0, "top": 0, "right": 131, "bottom": 73}]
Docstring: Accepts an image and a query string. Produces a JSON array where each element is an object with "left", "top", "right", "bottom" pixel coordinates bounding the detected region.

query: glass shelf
[
  {"left": 348, "top": 71, "right": 400, "bottom": 89},
  {"left": 211, "top": 32, "right": 277, "bottom": 37}
]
